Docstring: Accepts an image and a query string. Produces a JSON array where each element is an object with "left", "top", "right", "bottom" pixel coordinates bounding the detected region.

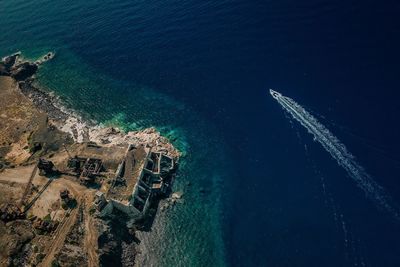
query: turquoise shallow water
[
  {"left": 3, "top": 0, "right": 400, "bottom": 266},
  {"left": 37, "top": 51, "right": 232, "bottom": 266},
  {"left": 5, "top": 47, "right": 231, "bottom": 266},
  {"left": 0, "top": 2, "right": 232, "bottom": 265}
]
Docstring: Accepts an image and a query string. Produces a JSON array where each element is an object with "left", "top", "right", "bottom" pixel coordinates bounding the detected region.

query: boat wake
[{"left": 270, "top": 89, "right": 399, "bottom": 219}]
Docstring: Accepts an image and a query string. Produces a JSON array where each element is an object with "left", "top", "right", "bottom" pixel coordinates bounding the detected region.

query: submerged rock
[{"left": 171, "top": 192, "right": 183, "bottom": 200}]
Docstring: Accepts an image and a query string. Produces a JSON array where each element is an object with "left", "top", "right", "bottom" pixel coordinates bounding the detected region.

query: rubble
[
  {"left": 0, "top": 203, "right": 24, "bottom": 222},
  {"left": 33, "top": 217, "right": 59, "bottom": 234},
  {"left": 60, "top": 189, "right": 70, "bottom": 201},
  {"left": 38, "top": 158, "right": 55, "bottom": 176}
]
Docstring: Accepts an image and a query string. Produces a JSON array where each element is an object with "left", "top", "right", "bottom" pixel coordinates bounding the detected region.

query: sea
[{"left": 1, "top": 0, "right": 400, "bottom": 266}]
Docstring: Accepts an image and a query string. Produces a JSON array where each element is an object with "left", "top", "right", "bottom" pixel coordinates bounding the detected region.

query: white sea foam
[
  {"left": 270, "top": 89, "right": 399, "bottom": 219},
  {"left": 45, "top": 94, "right": 180, "bottom": 158}
]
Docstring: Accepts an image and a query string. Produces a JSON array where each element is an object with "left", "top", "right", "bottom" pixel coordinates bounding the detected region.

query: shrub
[
  {"left": 61, "top": 202, "right": 68, "bottom": 210},
  {"left": 89, "top": 206, "right": 96, "bottom": 215},
  {"left": 51, "top": 259, "right": 60, "bottom": 267},
  {"left": 43, "top": 214, "right": 51, "bottom": 222}
]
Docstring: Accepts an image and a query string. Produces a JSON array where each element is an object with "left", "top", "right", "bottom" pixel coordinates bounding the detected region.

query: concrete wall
[{"left": 113, "top": 200, "right": 141, "bottom": 218}]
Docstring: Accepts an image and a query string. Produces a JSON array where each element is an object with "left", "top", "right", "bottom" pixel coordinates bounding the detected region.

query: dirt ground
[
  {"left": 0, "top": 73, "right": 152, "bottom": 266},
  {"left": 0, "top": 165, "right": 35, "bottom": 184},
  {"left": 0, "top": 165, "right": 35, "bottom": 204},
  {"left": 0, "top": 76, "right": 72, "bottom": 169},
  {"left": 0, "top": 76, "right": 45, "bottom": 164},
  {"left": 29, "top": 177, "right": 77, "bottom": 219},
  {"left": 0, "top": 165, "right": 100, "bottom": 266}
]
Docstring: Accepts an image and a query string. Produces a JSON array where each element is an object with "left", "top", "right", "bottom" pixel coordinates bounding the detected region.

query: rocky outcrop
[
  {"left": 19, "top": 80, "right": 69, "bottom": 121},
  {"left": 1, "top": 52, "right": 38, "bottom": 81},
  {"left": 0, "top": 51, "right": 54, "bottom": 81},
  {"left": 1, "top": 52, "right": 180, "bottom": 161},
  {"left": 1, "top": 52, "right": 20, "bottom": 73},
  {"left": 10, "top": 62, "right": 38, "bottom": 81},
  {"left": 0, "top": 64, "right": 8, "bottom": 76},
  {"left": 96, "top": 211, "right": 138, "bottom": 267}
]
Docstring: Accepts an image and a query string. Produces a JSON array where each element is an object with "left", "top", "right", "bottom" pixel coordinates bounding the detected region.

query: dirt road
[
  {"left": 39, "top": 197, "right": 81, "bottom": 267},
  {"left": 84, "top": 194, "right": 99, "bottom": 267}
]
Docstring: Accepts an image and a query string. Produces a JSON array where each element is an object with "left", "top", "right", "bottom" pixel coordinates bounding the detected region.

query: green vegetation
[
  {"left": 36, "top": 253, "right": 45, "bottom": 262},
  {"left": 61, "top": 202, "right": 68, "bottom": 210},
  {"left": 43, "top": 213, "right": 51, "bottom": 222},
  {"left": 89, "top": 206, "right": 96, "bottom": 215},
  {"left": 51, "top": 259, "right": 60, "bottom": 267}
]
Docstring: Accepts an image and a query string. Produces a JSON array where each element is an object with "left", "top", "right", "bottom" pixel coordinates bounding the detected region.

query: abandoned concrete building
[
  {"left": 79, "top": 158, "right": 103, "bottom": 185},
  {"left": 96, "top": 144, "right": 175, "bottom": 221},
  {"left": 23, "top": 142, "right": 176, "bottom": 223}
]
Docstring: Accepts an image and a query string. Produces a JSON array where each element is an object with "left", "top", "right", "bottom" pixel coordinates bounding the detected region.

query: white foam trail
[{"left": 270, "top": 89, "right": 399, "bottom": 219}]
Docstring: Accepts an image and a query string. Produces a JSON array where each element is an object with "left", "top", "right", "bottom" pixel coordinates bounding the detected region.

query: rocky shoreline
[
  {"left": 1, "top": 52, "right": 179, "bottom": 159},
  {"left": 0, "top": 52, "right": 181, "bottom": 266}
]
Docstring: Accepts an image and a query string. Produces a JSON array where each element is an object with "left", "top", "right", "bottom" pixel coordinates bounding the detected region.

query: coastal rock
[
  {"left": 96, "top": 214, "right": 138, "bottom": 266},
  {"left": 161, "top": 202, "right": 170, "bottom": 211},
  {"left": 2, "top": 52, "right": 179, "bottom": 159},
  {"left": 0, "top": 64, "right": 8, "bottom": 76},
  {"left": 2, "top": 52, "right": 20, "bottom": 69},
  {"left": 10, "top": 62, "right": 38, "bottom": 81},
  {"left": 87, "top": 126, "right": 180, "bottom": 159},
  {"left": 171, "top": 192, "right": 183, "bottom": 200},
  {"left": 105, "top": 127, "right": 119, "bottom": 135},
  {"left": 35, "top": 52, "right": 55, "bottom": 65},
  {"left": 0, "top": 51, "right": 181, "bottom": 266},
  {"left": 1, "top": 54, "right": 18, "bottom": 75},
  {"left": 164, "top": 192, "right": 184, "bottom": 207}
]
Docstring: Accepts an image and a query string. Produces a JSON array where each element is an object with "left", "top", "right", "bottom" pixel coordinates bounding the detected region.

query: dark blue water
[{"left": 2, "top": 0, "right": 400, "bottom": 266}]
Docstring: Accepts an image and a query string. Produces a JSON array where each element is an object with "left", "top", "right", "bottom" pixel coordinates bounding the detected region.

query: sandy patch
[{"left": 0, "top": 165, "right": 36, "bottom": 184}]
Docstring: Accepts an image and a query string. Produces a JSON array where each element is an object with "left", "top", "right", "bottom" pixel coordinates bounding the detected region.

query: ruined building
[{"left": 95, "top": 145, "right": 175, "bottom": 221}]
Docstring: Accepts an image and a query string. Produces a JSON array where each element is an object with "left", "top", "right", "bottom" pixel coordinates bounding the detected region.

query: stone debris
[{"left": 0, "top": 203, "right": 24, "bottom": 222}]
